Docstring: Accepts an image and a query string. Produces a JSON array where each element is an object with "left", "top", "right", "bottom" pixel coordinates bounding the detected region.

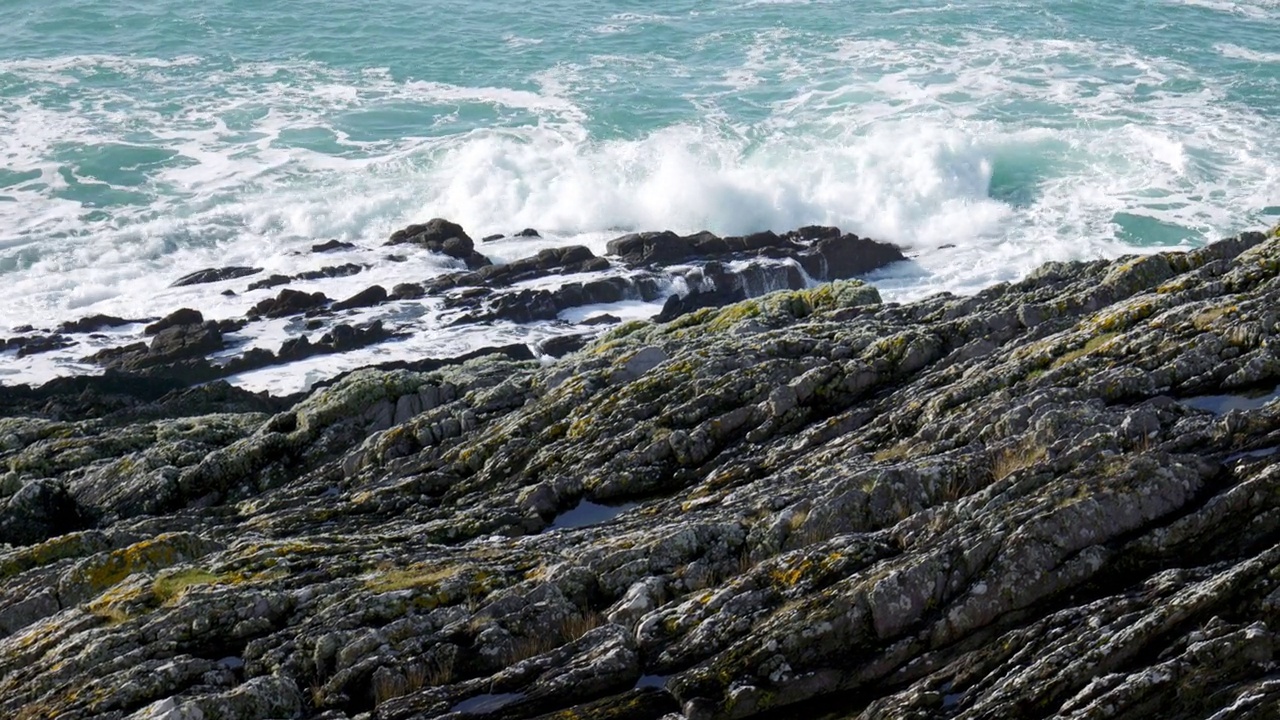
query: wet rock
[
  {"left": 4, "top": 333, "right": 76, "bottom": 358},
  {"left": 145, "top": 308, "right": 205, "bottom": 336},
  {"left": 248, "top": 289, "right": 330, "bottom": 319},
  {"left": 312, "top": 239, "right": 356, "bottom": 253},
  {"left": 58, "top": 314, "right": 134, "bottom": 334},
  {"left": 386, "top": 218, "right": 492, "bottom": 270},
  {"left": 333, "top": 285, "right": 389, "bottom": 312},
  {"left": 605, "top": 227, "right": 905, "bottom": 283},
  {"left": 171, "top": 266, "right": 262, "bottom": 287},
  {"left": 391, "top": 283, "right": 426, "bottom": 300},
  {"left": 247, "top": 274, "right": 291, "bottom": 292},
  {"left": 799, "top": 232, "right": 909, "bottom": 280},
  {"left": 296, "top": 263, "right": 364, "bottom": 281},
  {"left": 149, "top": 322, "right": 223, "bottom": 360},
  {"left": 538, "top": 334, "right": 591, "bottom": 358}
]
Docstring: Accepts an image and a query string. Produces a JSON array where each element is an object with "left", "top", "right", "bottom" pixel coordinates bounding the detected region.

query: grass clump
[
  {"left": 366, "top": 563, "right": 462, "bottom": 593},
  {"left": 992, "top": 441, "right": 1047, "bottom": 481},
  {"left": 505, "top": 610, "right": 606, "bottom": 665},
  {"left": 873, "top": 442, "right": 912, "bottom": 463},
  {"left": 1051, "top": 332, "right": 1119, "bottom": 368},
  {"left": 373, "top": 657, "right": 456, "bottom": 706}
]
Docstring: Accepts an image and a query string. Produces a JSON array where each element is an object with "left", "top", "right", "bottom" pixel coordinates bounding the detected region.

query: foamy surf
[{"left": 2, "top": 0, "right": 1278, "bottom": 394}]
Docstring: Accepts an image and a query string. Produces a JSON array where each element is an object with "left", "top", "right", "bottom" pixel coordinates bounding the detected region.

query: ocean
[{"left": 2, "top": 0, "right": 1278, "bottom": 393}]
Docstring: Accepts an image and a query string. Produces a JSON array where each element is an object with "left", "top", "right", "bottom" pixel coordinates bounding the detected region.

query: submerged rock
[
  {"left": 171, "top": 266, "right": 263, "bottom": 287},
  {"left": 57, "top": 314, "right": 135, "bottom": 334},
  {"left": 312, "top": 239, "right": 357, "bottom": 253}
]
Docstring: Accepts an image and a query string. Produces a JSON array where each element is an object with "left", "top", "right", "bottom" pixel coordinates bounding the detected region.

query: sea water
[{"left": 1, "top": 0, "right": 1277, "bottom": 393}]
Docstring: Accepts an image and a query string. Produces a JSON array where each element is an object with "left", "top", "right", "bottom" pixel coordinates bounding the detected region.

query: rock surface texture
[{"left": 4, "top": 231, "right": 1280, "bottom": 719}]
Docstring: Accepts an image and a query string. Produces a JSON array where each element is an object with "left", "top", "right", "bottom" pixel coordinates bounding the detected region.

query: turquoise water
[{"left": 0, "top": 0, "right": 1278, "bottom": 389}]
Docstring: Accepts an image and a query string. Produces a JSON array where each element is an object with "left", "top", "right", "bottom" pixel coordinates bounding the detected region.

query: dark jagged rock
[
  {"left": 450, "top": 275, "right": 664, "bottom": 326},
  {"left": 272, "top": 322, "right": 394, "bottom": 364},
  {"left": 0, "top": 479, "right": 88, "bottom": 546},
  {"left": 247, "top": 273, "right": 291, "bottom": 292},
  {"left": 516, "top": 228, "right": 541, "bottom": 238},
  {"left": 426, "top": 246, "right": 610, "bottom": 294},
  {"left": 248, "top": 266, "right": 368, "bottom": 292},
  {"left": 146, "top": 322, "right": 223, "bottom": 362},
  {"left": 145, "top": 308, "right": 204, "bottom": 336},
  {"left": 4, "top": 333, "right": 75, "bottom": 358},
  {"left": 333, "top": 285, "right": 388, "bottom": 311},
  {"left": 171, "top": 266, "right": 263, "bottom": 287},
  {"left": 296, "top": 262, "right": 364, "bottom": 281},
  {"left": 606, "top": 227, "right": 906, "bottom": 283},
  {"left": 0, "top": 374, "right": 189, "bottom": 420},
  {"left": 10, "top": 231, "right": 1280, "bottom": 720},
  {"left": 391, "top": 283, "right": 426, "bottom": 300},
  {"left": 483, "top": 233, "right": 505, "bottom": 242},
  {"left": 386, "top": 217, "right": 492, "bottom": 270},
  {"left": 798, "top": 232, "right": 911, "bottom": 280},
  {"left": 656, "top": 261, "right": 808, "bottom": 323},
  {"left": 312, "top": 239, "right": 356, "bottom": 253},
  {"left": 537, "top": 334, "right": 591, "bottom": 358},
  {"left": 58, "top": 314, "right": 134, "bottom": 334},
  {"left": 89, "top": 319, "right": 227, "bottom": 382},
  {"left": 368, "top": 220, "right": 899, "bottom": 332},
  {"left": 248, "top": 289, "right": 330, "bottom": 319}
]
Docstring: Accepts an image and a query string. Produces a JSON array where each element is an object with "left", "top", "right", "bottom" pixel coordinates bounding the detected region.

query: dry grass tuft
[
  {"left": 558, "top": 610, "right": 604, "bottom": 642},
  {"left": 1192, "top": 304, "right": 1237, "bottom": 331},
  {"left": 372, "top": 656, "right": 455, "bottom": 707},
  {"left": 873, "top": 442, "right": 912, "bottom": 462},
  {"left": 991, "top": 441, "right": 1047, "bottom": 481},
  {"left": 505, "top": 610, "right": 606, "bottom": 664}
]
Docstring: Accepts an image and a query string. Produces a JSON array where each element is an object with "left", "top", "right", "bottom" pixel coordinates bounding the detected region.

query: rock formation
[{"left": 3, "top": 229, "right": 1280, "bottom": 719}]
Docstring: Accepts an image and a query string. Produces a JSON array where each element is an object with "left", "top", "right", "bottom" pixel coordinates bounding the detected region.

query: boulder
[
  {"left": 248, "top": 289, "right": 330, "bottom": 319},
  {"left": 333, "top": 285, "right": 389, "bottom": 312},
  {"left": 386, "top": 218, "right": 492, "bottom": 269}
]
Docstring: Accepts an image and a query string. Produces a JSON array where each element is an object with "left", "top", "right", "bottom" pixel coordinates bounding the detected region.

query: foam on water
[{"left": 2, "top": 0, "right": 1278, "bottom": 394}]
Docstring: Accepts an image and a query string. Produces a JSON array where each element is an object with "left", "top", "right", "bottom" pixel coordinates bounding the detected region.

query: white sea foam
[
  {"left": 1215, "top": 43, "right": 1280, "bottom": 62},
  {"left": 1168, "top": 0, "right": 1279, "bottom": 19},
  {"left": 1, "top": 15, "right": 1278, "bottom": 394}
]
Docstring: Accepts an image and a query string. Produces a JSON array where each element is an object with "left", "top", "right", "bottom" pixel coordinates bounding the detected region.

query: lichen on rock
[{"left": 5, "top": 231, "right": 1280, "bottom": 719}]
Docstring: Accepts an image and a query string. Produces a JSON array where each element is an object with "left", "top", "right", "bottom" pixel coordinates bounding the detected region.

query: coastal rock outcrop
[
  {"left": 18, "top": 219, "right": 906, "bottom": 390},
  {"left": 7, "top": 229, "right": 1280, "bottom": 719},
  {"left": 386, "top": 217, "right": 492, "bottom": 270}
]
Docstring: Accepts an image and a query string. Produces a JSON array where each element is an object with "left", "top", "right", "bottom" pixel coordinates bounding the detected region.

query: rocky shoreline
[
  {"left": 4, "top": 224, "right": 1280, "bottom": 719},
  {"left": 0, "top": 219, "right": 907, "bottom": 393}
]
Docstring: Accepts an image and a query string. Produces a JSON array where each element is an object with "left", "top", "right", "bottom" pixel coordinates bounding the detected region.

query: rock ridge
[{"left": 3, "top": 229, "right": 1280, "bottom": 718}]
